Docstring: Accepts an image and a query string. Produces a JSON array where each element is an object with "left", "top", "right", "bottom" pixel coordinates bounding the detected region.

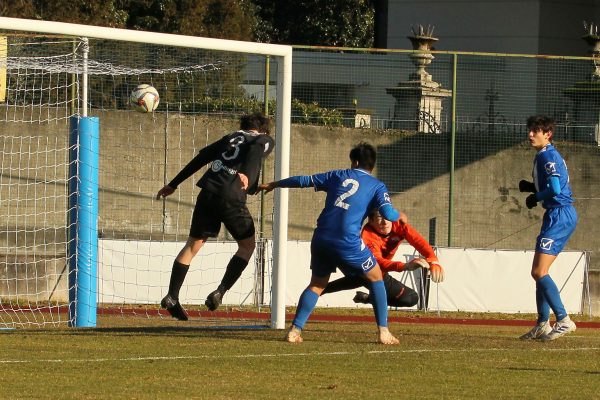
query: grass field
[{"left": 1, "top": 313, "right": 599, "bottom": 400}]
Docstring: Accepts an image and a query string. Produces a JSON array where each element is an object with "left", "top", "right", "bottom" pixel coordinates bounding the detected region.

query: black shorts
[{"left": 189, "top": 190, "right": 255, "bottom": 241}]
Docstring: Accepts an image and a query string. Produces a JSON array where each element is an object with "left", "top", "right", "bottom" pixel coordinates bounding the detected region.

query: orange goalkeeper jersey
[{"left": 361, "top": 221, "right": 438, "bottom": 274}]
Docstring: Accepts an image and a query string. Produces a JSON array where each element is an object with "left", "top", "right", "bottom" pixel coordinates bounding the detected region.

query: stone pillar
[
  {"left": 563, "top": 22, "right": 600, "bottom": 144},
  {"left": 386, "top": 25, "right": 451, "bottom": 133}
]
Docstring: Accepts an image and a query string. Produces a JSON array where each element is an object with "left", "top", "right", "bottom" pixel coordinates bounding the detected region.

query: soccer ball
[{"left": 130, "top": 84, "right": 159, "bottom": 113}]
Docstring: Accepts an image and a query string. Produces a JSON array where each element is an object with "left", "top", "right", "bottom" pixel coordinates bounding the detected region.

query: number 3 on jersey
[
  {"left": 335, "top": 179, "right": 359, "bottom": 210},
  {"left": 222, "top": 135, "right": 245, "bottom": 160}
]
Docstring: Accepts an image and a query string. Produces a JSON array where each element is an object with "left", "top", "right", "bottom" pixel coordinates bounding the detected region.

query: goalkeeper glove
[
  {"left": 525, "top": 193, "right": 538, "bottom": 209},
  {"left": 519, "top": 180, "right": 536, "bottom": 193},
  {"left": 404, "top": 258, "right": 429, "bottom": 271},
  {"left": 429, "top": 262, "right": 444, "bottom": 283}
]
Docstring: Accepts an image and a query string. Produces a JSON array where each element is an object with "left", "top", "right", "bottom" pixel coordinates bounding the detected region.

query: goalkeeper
[{"left": 321, "top": 209, "right": 444, "bottom": 307}]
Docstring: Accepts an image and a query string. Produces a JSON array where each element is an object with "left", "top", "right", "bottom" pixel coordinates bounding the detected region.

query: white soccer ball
[{"left": 130, "top": 84, "right": 159, "bottom": 113}]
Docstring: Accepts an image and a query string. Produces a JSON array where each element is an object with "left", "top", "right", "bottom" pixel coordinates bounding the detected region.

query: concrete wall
[
  {"left": 277, "top": 126, "right": 600, "bottom": 269},
  {"left": 1, "top": 111, "right": 600, "bottom": 314}
]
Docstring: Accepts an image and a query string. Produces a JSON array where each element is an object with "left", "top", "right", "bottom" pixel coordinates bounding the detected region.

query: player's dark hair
[
  {"left": 367, "top": 208, "right": 380, "bottom": 218},
  {"left": 240, "top": 112, "right": 270, "bottom": 134},
  {"left": 349, "top": 142, "right": 376, "bottom": 171},
  {"left": 526, "top": 115, "right": 554, "bottom": 136}
]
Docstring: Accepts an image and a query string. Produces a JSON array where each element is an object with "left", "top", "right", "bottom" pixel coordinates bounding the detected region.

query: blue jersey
[
  {"left": 309, "top": 168, "right": 392, "bottom": 248},
  {"left": 277, "top": 168, "right": 396, "bottom": 276},
  {"left": 532, "top": 144, "right": 573, "bottom": 209}
]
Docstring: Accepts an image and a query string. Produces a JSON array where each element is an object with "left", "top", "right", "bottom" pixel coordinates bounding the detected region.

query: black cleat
[
  {"left": 161, "top": 294, "right": 188, "bottom": 321},
  {"left": 205, "top": 288, "right": 223, "bottom": 311},
  {"left": 353, "top": 291, "right": 370, "bottom": 304}
]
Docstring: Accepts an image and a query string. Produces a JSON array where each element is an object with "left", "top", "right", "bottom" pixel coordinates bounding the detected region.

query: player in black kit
[{"left": 156, "top": 112, "right": 274, "bottom": 320}]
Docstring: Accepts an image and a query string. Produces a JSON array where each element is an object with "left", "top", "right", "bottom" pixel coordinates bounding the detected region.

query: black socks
[
  {"left": 169, "top": 256, "right": 248, "bottom": 300},
  {"left": 168, "top": 260, "right": 189, "bottom": 300},
  {"left": 219, "top": 255, "right": 249, "bottom": 292}
]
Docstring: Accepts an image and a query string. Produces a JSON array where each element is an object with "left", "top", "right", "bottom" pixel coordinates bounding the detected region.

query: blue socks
[
  {"left": 368, "top": 280, "right": 388, "bottom": 327},
  {"left": 292, "top": 288, "right": 319, "bottom": 330},
  {"left": 535, "top": 281, "right": 550, "bottom": 323},
  {"left": 537, "top": 274, "right": 567, "bottom": 321},
  {"left": 291, "top": 280, "right": 389, "bottom": 330}
]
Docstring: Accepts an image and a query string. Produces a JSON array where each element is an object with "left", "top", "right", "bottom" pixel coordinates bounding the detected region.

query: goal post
[
  {"left": 0, "top": 17, "right": 291, "bottom": 329},
  {"left": 67, "top": 116, "right": 100, "bottom": 327}
]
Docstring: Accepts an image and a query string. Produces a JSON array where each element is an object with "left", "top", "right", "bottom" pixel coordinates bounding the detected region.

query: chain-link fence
[
  {"left": 2, "top": 37, "right": 597, "bottom": 271},
  {"left": 284, "top": 47, "right": 600, "bottom": 270}
]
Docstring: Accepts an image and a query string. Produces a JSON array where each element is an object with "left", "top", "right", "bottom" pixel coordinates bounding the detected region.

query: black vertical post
[
  {"left": 429, "top": 217, "right": 437, "bottom": 246},
  {"left": 422, "top": 217, "right": 437, "bottom": 310}
]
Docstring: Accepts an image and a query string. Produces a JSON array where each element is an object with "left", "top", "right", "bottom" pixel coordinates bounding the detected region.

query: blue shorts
[
  {"left": 310, "top": 237, "right": 377, "bottom": 277},
  {"left": 536, "top": 205, "right": 578, "bottom": 256}
]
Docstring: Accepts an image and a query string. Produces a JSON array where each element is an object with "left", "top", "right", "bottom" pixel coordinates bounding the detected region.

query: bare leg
[
  {"left": 286, "top": 274, "right": 330, "bottom": 343},
  {"left": 363, "top": 265, "right": 399, "bottom": 345},
  {"left": 176, "top": 236, "right": 207, "bottom": 264},
  {"left": 234, "top": 236, "right": 256, "bottom": 261},
  {"left": 530, "top": 251, "right": 556, "bottom": 281}
]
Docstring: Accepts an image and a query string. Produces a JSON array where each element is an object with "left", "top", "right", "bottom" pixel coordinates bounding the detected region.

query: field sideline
[{"left": 1, "top": 313, "right": 599, "bottom": 399}]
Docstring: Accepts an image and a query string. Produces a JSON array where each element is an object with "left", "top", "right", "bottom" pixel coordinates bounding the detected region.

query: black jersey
[{"left": 168, "top": 130, "right": 274, "bottom": 204}]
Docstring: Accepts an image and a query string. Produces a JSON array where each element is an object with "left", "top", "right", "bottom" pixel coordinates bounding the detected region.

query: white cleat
[
  {"left": 540, "top": 317, "right": 577, "bottom": 341},
  {"left": 519, "top": 320, "right": 552, "bottom": 340},
  {"left": 285, "top": 325, "right": 303, "bottom": 343}
]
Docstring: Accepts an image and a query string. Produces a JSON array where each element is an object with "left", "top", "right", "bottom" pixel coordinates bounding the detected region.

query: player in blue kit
[
  {"left": 257, "top": 142, "right": 401, "bottom": 344},
  {"left": 519, "top": 115, "right": 578, "bottom": 341}
]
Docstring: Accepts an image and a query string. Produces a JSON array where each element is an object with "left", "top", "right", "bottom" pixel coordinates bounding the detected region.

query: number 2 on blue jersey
[{"left": 335, "top": 179, "right": 359, "bottom": 210}]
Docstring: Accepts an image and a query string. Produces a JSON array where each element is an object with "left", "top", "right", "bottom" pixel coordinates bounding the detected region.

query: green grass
[{"left": 1, "top": 315, "right": 599, "bottom": 399}]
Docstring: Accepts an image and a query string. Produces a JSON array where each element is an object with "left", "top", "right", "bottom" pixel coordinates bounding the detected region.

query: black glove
[
  {"left": 519, "top": 180, "right": 536, "bottom": 193},
  {"left": 525, "top": 193, "right": 538, "bottom": 209}
]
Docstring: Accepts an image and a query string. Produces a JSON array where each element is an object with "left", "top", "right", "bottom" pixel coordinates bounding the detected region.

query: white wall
[
  {"left": 98, "top": 239, "right": 587, "bottom": 314},
  {"left": 282, "top": 242, "right": 586, "bottom": 314},
  {"left": 429, "top": 247, "right": 586, "bottom": 313},
  {"left": 98, "top": 240, "right": 259, "bottom": 306}
]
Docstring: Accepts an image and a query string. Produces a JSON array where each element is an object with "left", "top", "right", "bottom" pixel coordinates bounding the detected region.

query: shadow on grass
[
  {"left": 501, "top": 367, "right": 600, "bottom": 375},
  {"left": 5, "top": 324, "right": 279, "bottom": 341}
]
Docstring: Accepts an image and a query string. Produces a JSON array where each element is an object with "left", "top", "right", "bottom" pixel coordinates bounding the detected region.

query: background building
[{"left": 382, "top": 0, "right": 600, "bottom": 56}]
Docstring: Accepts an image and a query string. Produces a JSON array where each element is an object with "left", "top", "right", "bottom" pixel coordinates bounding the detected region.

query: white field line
[{"left": 1, "top": 347, "right": 599, "bottom": 364}]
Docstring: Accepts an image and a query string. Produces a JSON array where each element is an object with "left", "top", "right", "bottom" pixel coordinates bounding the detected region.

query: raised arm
[{"left": 156, "top": 139, "right": 223, "bottom": 200}]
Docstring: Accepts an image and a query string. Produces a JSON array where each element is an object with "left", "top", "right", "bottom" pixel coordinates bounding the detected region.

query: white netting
[
  {"left": 1, "top": 54, "right": 222, "bottom": 75},
  {"left": 0, "top": 35, "right": 277, "bottom": 328}
]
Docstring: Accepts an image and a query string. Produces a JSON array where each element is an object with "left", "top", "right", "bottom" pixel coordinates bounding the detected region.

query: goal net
[{"left": 0, "top": 18, "right": 291, "bottom": 329}]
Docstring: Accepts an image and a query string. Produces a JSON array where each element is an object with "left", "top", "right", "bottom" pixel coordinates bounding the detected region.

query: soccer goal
[{"left": 0, "top": 17, "right": 291, "bottom": 329}]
